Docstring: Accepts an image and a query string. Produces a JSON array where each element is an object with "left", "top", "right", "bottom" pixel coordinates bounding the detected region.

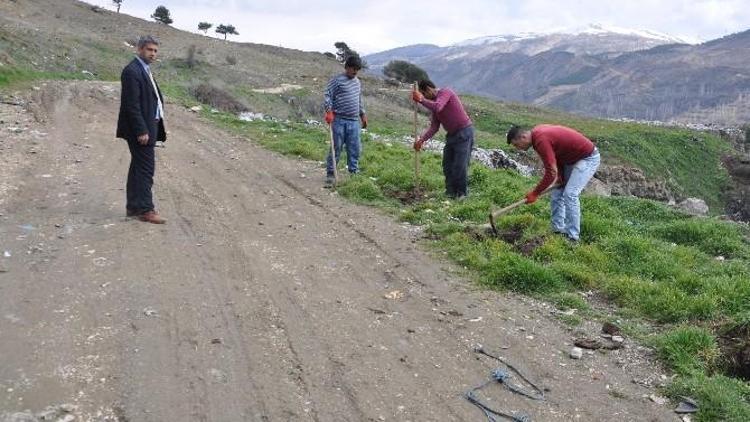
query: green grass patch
[{"left": 0, "top": 67, "right": 91, "bottom": 88}]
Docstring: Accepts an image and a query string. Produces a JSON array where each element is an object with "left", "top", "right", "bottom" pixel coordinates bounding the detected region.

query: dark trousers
[
  {"left": 443, "top": 125, "right": 474, "bottom": 197},
  {"left": 126, "top": 140, "right": 155, "bottom": 213}
]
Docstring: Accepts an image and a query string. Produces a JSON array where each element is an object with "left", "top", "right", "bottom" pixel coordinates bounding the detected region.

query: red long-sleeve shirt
[
  {"left": 531, "top": 125, "right": 595, "bottom": 195},
  {"left": 419, "top": 88, "right": 472, "bottom": 141}
]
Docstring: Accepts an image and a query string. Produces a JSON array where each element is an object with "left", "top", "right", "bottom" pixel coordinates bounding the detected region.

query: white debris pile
[{"left": 366, "top": 132, "right": 533, "bottom": 176}]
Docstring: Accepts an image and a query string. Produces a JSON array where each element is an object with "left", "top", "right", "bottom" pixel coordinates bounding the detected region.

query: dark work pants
[
  {"left": 443, "top": 125, "right": 474, "bottom": 197},
  {"left": 126, "top": 140, "right": 155, "bottom": 213}
]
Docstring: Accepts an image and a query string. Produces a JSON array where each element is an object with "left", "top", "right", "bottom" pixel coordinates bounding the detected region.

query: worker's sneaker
[
  {"left": 325, "top": 175, "right": 336, "bottom": 187},
  {"left": 138, "top": 210, "right": 166, "bottom": 224},
  {"left": 126, "top": 208, "right": 140, "bottom": 218}
]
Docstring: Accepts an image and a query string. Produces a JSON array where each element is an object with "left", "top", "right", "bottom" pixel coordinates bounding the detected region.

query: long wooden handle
[
  {"left": 413, "top": 81, "right": 420, "bottom": 188},
  {"left": 329, "top": 125, "right": 338, "bottom": 187},
  {"left": 489, "top": 183, "right": 561, "bottom": 220},
  {"left": 491, "top": 198, "right": 527, "bottom": 218}
]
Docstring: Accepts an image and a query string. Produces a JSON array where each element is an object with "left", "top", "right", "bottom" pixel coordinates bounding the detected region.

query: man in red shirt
[
  {"left": 412, "top": 80, "right": 474, "bottom": 199},
  {"left": 507, "top": 125, "right": 600, "bottom": 242}
]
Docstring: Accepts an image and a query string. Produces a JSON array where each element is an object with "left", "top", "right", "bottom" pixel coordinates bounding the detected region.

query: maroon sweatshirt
[
  {"left": 531, "top": 125, "right": 595, "bottom": 194},
  {"left": 418, "top": 88, "right": 472, "bottom": 141}
]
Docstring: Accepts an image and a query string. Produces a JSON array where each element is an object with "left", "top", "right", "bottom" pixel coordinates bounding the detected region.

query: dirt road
[{"left": 0, "top": 82, "right": 674, "bottom": 421}]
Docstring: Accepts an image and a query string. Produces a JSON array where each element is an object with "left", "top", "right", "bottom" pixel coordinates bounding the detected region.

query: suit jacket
[{"left": 116, "top": 58, "right": 167, "bottom": 145}]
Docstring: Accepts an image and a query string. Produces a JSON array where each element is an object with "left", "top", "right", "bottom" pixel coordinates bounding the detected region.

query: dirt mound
[
  {"left": 719, "top": 322, "right": 750, "bottom": 380},
  {"left": 723, "top": 155, "right": 750, "bottom": 222},
  {"left": 596, "top": 165, "right": 675, "bottom": 202},
  {"left": 192, "top": 83, "right": 248, "bottom": 113},
  {"left": 390, "top": 187, "right": 427, "bottom": 204}
]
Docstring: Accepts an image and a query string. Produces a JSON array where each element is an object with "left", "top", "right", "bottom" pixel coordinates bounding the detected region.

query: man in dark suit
[{"left": 116, "top": 35, "right": 167, "bottom": 224}]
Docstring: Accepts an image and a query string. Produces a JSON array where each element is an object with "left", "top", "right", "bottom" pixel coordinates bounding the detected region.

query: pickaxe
[{"left": 488, "top": 184, "right": 560, "bottom": 235}]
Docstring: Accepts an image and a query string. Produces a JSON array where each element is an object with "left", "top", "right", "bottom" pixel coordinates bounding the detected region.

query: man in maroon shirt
[
  {"left": 507, "top": 124, "right": 600, "bottom": 242},
  {"left": 412, "top": 80, "right": 474, "bottom": 199}
]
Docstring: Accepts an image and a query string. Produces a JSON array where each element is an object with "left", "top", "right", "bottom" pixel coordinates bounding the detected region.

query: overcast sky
[{"left": 86, "top": 0, "right": 750, "bottom": 54}]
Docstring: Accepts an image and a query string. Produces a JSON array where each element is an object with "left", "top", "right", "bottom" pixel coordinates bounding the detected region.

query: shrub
[
  {"left": 192, "top": 83, "right": 247, "bottom": 113},
  {"left": 383, "top": 60, "right": 429, "bottom": 84}
]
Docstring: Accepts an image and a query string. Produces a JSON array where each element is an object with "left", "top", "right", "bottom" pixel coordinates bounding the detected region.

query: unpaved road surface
[{"left": 1, "top": 82, "right": 674, "bottom": 421}]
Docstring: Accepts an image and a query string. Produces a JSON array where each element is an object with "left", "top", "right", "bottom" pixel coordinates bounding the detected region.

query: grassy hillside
[{"left": 2, "top": 1, "right": 749, "bottom": 419}]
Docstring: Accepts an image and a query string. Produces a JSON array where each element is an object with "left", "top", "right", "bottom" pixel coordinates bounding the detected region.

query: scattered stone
[
  {"left": 58, "top": 415, "right": 75, "bottom": 422},
  {"left": 211, "top": 338, "right": 222, "bottom": 344},
  {"left": 602, "top": 321, "right": 622, "bottom": 336},
  {"left": 209, "top": 368, "right": 228, "bottom": 383},
  {"left": 715, "top": 256, "right": 725, "bottom": 261},
  {"left": 674, "top": 397, "right": 699, "bottom": 414},
  {"left": 576, "top": 336, "right": 623, "bottom": 350},
  {"left": 612, "top": 336, "right": 625, "bottom": 344},
  {"left": 649, "top": 394, "right": 668, "bottom": 405},
  {"left": 384, "top": 290, "right": 404, "bottom": 300},
  {"left": 143, "top": 308, "right": 158, "bottom": 317},
  {"left": 676, "top": 198, "right": 709, "bottom": 216},
  {"left": 36, "top": 408, "right": 59, "bottom": 420},
  {"left": 575, "top": 338, "right": 603, "bottom": 350},
  {"left": 238, "top": 111, "right": 265, "bottom": 122},
  {"left": 189, "top": 105, "right": 202, "bottom": 112},
  {"left": 570, "top": 347, "right": 583, "bottom": 359}
]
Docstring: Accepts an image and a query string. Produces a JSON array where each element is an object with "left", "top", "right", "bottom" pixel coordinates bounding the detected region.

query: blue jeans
[
  {"left": 327, "top": 117, "right": 361, "bottom": 176},
  {"left": 550, "top": 149, "right": 600, "bottom": 241}
]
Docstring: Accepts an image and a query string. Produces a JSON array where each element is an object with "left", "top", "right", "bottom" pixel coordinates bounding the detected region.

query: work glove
[
  {"left": 525, "top": 191, "right": 539, "bottom": 204},
  {"left": 411, "top": 89, "right": 424, "bottom": 103},
  {"left": 360, "top": 114, "right": 368, "bottom": 129},
  {"left": 324, "top": 111, "right": 334, "bottom": 124},
  {"left": 413, "top": 137, "right": 424, "bottom": 151}
]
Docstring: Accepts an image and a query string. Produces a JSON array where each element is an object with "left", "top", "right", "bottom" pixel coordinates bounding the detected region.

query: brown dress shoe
[{"left": 138, "top": 210, "right": 166, "bottom": 224}]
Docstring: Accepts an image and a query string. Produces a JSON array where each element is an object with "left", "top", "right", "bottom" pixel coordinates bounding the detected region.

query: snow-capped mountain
[
  {"left": 365, "top": 26, "right": 750, "bottom": 125},
  {"left": 367, "top": 24, "right": 697, "bottom": 70},
  {"left": 453, "top": 24, "right": 696, "bottom": 48}
]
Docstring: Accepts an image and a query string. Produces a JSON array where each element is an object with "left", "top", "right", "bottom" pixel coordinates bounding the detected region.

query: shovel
[
  {"left": 489, "top": 184, "right": 560, "bottom": 235},
  {"left": 328, "top": 123, "right": 338, "bottom": 188}
]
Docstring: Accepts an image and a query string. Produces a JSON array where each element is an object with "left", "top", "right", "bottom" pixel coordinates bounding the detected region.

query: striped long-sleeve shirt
[{"left": 323, "top": 74, "right": 365, "bottom": 119}]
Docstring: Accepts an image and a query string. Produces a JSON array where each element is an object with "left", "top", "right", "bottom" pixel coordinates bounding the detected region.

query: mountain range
[{"left": 366, "top": 24, "right": 750, "bottom": 125}]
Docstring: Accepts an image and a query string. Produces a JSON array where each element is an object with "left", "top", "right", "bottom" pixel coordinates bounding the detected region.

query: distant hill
[{"left": 366, "top": 25, "right": 750, "bottom": 125}]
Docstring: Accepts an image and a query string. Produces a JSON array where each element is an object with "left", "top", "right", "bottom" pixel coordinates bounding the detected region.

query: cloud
[{"left": 85, "top": 0, "right": 750, "bottom": 53}]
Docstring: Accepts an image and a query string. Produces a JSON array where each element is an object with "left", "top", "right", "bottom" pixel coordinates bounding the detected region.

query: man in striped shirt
[{"left": 323, "top": 55, "right": 368, "bottom": 185}]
